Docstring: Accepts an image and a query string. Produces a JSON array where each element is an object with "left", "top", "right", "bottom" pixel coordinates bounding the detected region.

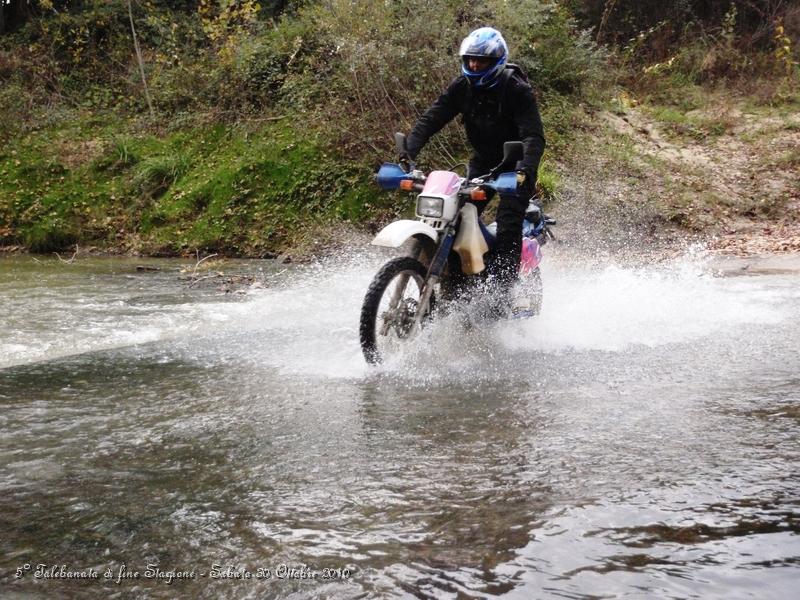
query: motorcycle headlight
[{"left": 416, "top": 196, "right": 444, "bottom": 218}]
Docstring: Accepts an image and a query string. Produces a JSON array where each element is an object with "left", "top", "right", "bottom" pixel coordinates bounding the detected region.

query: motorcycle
[{"left": 359, "top": 134, "right": 555, "bottom": 364}]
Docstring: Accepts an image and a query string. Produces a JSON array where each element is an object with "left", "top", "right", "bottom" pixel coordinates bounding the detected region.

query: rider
[{"left": 402, "top": 27, "right": 546, "bottom": 312}]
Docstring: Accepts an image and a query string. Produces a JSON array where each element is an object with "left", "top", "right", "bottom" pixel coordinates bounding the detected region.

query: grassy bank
[
  {"left": 0, "top": 111, "right": 390, "bottom": 256},
  {"left": 2, "top": 84, "right": 796, "bottom": 258}
]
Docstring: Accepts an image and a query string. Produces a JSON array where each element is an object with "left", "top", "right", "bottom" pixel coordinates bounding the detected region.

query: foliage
[
  {"left": 566, "top": 0, "right": 798, "bottom": 55},
  {"left": 0, "top": 80, "right": 32, "bottom": 141},
  {"left": 609, "top": 1, "right": 799, "bottom": 107},
  {"left": 773, "top": 18, "right": 798, "bottom": 77},
  {"left": 198, "top": 0, "right": 260, "bottom": 60},
  {"left": 291, "top": 0, "right": 610, "bottom": 169},
  {"left": 494, "top": 0, "right": 610, "bottom": 98},
  {"left": 1, "top": 0, "right": 798, "bottom": 254},
  {"left": 0, "top": 0, "right": 617, "bottom": 140},
  {"left": 0, "top": 114, "right": 378, "bottom": 254}
]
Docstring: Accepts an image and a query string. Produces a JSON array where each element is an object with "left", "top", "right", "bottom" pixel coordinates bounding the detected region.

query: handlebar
[{"left": 375, "top": 162, "right": 521, "bottom": 197}]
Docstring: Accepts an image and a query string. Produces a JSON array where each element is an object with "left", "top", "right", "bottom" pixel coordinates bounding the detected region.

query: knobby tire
[{"left": 360, "top": 256, "right": 431, "bottom": 365}]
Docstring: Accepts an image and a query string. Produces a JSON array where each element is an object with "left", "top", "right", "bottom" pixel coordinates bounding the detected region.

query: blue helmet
[{"left": 459, "top": 27, "right": 508, "bottom": 89}]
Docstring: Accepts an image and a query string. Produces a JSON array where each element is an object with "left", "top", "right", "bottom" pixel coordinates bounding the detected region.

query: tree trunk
[
  {"left": 596, "top": 0, "right": 618, "bottom": 44},
  {"left": 126, "top": 0, "right": 155, "bottom": 119}
]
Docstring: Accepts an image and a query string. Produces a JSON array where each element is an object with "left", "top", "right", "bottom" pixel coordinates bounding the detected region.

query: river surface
[{"left": 1, "top": 251, "right": 798, "bottom": 599}]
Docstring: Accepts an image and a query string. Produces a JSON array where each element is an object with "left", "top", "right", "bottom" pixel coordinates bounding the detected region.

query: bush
[
  {"left": 494, "top": 0, "right": 610, "bottom": 98},
  {"left": 295, "top": 0, "right": 610, "bottom": 167},
  {"left": 609, "top": 1, "right": 799, "bottom": 95},
  {"left": 1, "top": 0, "right": 624, "bottom": 254},
  {"left": 133, "top": 151, "right": 191, "bottom": 198},
  {"left": 0, "top": 81, "right": 32, "bottom": 142}
]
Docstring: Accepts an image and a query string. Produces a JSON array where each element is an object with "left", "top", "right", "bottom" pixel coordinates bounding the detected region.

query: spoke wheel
[{"left": 360, "top": 257, "right": 432, "bottom": 364}]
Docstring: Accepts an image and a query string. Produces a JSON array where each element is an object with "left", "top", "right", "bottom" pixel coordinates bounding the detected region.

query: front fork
[
  {"left": 380, "top": 239, "right": 425, "bottom": 336},
  {"left": 413, "top": 223, "right": 457, "bottom": 327},
  {"left": 380, "top": 223, "right": 457, "bottom": 334}
]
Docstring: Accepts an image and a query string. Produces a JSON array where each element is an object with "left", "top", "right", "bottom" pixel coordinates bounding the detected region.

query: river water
[{"left": 1, "top": 250, "right": 798, "bottom": 599}]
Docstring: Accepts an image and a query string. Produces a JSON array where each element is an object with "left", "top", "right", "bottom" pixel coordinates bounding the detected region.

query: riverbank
[
  {"left": 3, "top": 65, "right": 799, "bottom": 263},
  {"left": 2, "top": 87, "right": 796, "bottom": 262},
  {"left": 0, "top": 114, "right": 389, "bottom": 257},
  {"left": 2, "top": 1, "right": 798, "bottom": 261}
]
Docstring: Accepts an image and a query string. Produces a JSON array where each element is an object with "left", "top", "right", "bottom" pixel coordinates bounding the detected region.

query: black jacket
[{"left": 406, "top": 69, "right": 546, "bottom": 182}]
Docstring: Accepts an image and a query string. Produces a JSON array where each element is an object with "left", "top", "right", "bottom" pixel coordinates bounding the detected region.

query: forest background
[{"left": 0, "top": 0, "right": 798, "bottom": 257}]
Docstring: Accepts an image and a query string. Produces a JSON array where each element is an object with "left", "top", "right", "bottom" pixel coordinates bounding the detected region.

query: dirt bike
[{"left": 359, "top": 134, "right": 555, "bottom": 365}]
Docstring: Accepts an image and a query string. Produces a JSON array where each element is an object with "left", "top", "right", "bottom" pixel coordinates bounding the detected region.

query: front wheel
[{"left": 360, "top": 256, "right": 433, "bottom": 364}]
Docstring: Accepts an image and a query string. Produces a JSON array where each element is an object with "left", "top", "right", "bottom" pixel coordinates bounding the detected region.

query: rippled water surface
[{"left": 1, "top": 252, "right": 798, "bottom": 599}]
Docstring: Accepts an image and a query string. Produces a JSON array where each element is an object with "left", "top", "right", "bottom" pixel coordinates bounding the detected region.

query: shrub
[
  {"left": 297, "top": 0, "right": 610, "bottom": 167},
  {"left": 0, "top": 81, "right": 32, "bottom": 142},
  {"left": 133, "top": 151, "right": 191, "bottom": 198},
  {"left": 494, "top": 0, "right": 610, "bottom": 98}
]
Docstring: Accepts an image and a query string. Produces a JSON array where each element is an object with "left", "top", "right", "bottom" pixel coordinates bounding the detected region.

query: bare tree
[
  {"left": 126, "top": 0, "right": 155, "bottom": 119},
  {"left": 596, "top": 0, "right": 618, "bottom": 44}
]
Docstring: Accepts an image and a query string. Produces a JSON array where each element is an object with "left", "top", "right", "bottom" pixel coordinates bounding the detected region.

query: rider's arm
[
  {"left": 406, "top": 77, "right": 464, "bottom": 161},
  {"left": 510, "top": 82, "right": 546, "bottom": 189}
]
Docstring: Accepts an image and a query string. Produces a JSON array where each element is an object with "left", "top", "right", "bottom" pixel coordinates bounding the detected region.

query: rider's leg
[
  {"left": 489, "top": 193, "right": 528, "bottom": 305},
  {"left": 443, "top": 252, "right": 469, "bottom": 301}
]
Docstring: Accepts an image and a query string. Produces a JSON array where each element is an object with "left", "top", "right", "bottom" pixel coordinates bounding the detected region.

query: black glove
[{"left": 515, "top": 168, "right": 536, "bottom": 197}]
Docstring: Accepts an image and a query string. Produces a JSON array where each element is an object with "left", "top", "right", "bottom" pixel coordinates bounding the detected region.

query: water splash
[
  {"left": 236, "top": 248, "right": 792, "bottom": 388},
  {"left": 0, "top": 250, "right": 791, "bottom": 377},
  {"left": 503, "top": 258, "right": 788, "bottom": 353}
]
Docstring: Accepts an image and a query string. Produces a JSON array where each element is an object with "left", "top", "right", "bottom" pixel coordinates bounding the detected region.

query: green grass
[
  {"left": 133, "top": 152, "right": 192, "bottom": 198},
  {"left": 536, "top": 159, "right": 561, "bottom": 201},
  {"left": 0, "top": 113, "right": 378, "bottom": 255}
]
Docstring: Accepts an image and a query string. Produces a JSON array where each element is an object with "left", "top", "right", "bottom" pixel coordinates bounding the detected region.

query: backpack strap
[
  {"left": 504, "top": 63, "right": 529, "bottom": 83},
  {"left": 497, "top": 66, "right": 514, "bottom": 117}
]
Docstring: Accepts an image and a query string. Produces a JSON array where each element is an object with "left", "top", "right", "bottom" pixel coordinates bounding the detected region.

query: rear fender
[{"left": 371, "top": 220, "right": 438, "bottom": 248}]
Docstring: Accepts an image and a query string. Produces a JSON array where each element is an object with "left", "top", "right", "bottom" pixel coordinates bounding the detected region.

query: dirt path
[{"left": 595, "top": 96, "right": 799, "bottom": 256}]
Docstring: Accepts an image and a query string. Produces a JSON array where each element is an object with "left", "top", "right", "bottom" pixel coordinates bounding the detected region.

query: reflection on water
[{"left": 0, "top": 254, "right": 799, "bottom": 599}]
